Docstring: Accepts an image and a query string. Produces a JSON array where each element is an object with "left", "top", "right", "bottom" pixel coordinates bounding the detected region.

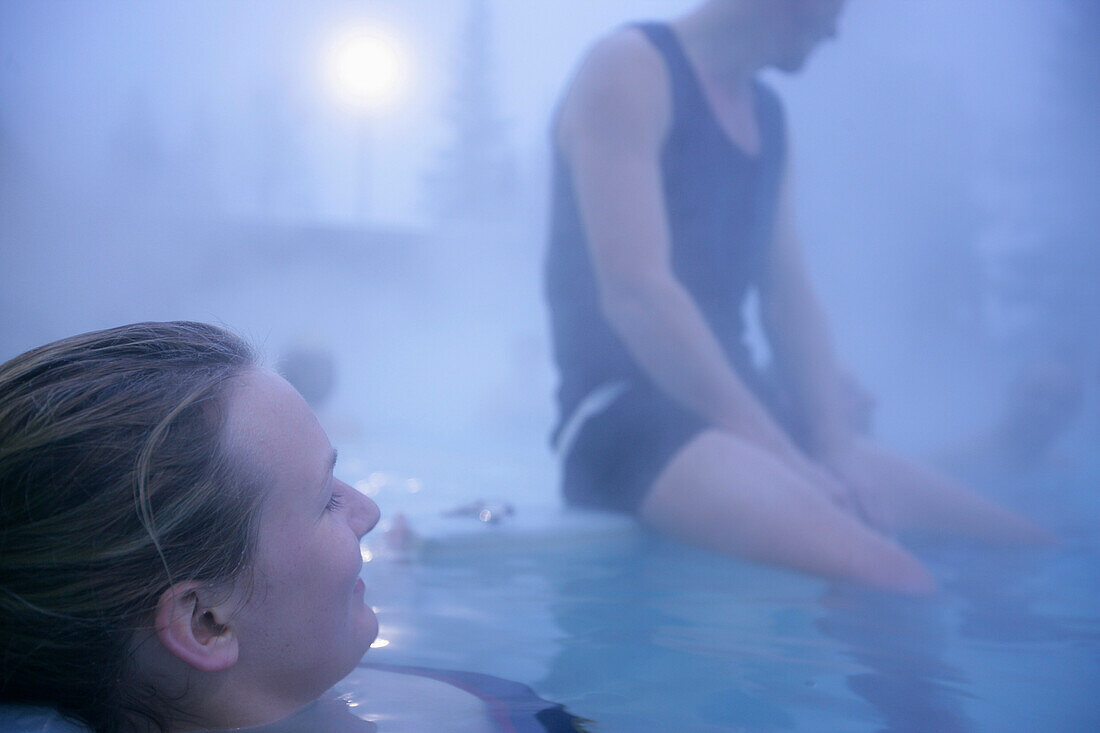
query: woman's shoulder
[
  {"left": 0, "top": 705, "right": 89, "bottom": 733},
  {"left": 345, "top": 665, "right": 495, "bottom": 733},
  {"left": 0, "top": 667, "right": 586, "bottom": 733},
  {"left": 340, "top": 663, "right": 588, "bottom": 733}
]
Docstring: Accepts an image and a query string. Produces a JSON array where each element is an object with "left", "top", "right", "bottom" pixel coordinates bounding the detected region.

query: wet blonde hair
[{"left": 0, "top": 322, "right": 261, "bottom": 732}]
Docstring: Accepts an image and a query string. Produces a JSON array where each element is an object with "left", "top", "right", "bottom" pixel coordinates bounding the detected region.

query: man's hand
[
  {"left": 783, "top": 445, "right": 859, "bottom": 516},
  {"left": 724, "top": 415, "right": 859, "bottom": 516},
  {"left": 819, "top": 441, "right": 898, "bottom": 533}
]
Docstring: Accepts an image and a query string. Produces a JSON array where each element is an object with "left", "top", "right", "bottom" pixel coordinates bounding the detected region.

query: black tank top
[{"left": 544, "top": 22, "right": 787, "bottom": 443}]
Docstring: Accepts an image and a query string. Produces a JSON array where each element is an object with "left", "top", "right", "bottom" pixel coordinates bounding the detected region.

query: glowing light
[
  {"left": 354, "top": 478, "right": 378, "bottom": 497},
  {"left": 355, "top": 471, "right": 388, "bottom": 496},
  {"left": 324, "top": 26, "right": 409, "bottom": 112},
  {"left": 360, "top": 547, "right": 373, "bottom": 563},
  {"left": 370, "top": 638, "right": 390, "bottom": 649}
]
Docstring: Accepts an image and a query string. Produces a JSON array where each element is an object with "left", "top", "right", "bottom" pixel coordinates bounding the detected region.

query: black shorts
[{"left": 559, "top": 376, "right": 799, "bottom": 514}]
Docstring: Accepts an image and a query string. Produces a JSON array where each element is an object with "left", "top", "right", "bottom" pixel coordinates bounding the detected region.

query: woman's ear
[{"left": 154, "top": 581, "right": 239, "bottom": 673}]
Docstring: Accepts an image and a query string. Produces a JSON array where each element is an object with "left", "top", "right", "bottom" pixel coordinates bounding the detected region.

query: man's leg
[
  {"left": 831, "top": 438, "right": 1055, "bottom": 543},
  {"left": 638, "top": 430, "right": 937, "bottom": 595}
]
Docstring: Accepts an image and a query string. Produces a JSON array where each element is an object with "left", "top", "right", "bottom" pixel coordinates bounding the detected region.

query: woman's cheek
[{"left": 332, "top": 525, "right": 365, "bottom": 586}]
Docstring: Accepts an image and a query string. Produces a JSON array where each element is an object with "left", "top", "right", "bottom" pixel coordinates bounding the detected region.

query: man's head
[
  {"left": 710, "top": 0, "right": 846, "bottom": 72},
  {"left": 768, "top": 0, "right": 846, "bottom": 71}
]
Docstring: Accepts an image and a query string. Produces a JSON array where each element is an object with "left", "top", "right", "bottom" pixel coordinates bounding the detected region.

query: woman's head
[
  {"left": 168, "top": 367, "right": 381, "bottom": 725},
  {"left": 0, "top": 322, "right": 379, "bottom": 731}
]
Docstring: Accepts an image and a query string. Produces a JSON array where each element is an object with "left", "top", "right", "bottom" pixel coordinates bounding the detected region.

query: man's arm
[
  {"left": 559, "top": 31, "right": 801, "bottom": 458},
  {"left": 758, "top": 161, "right": 855, "bottom": 458}
]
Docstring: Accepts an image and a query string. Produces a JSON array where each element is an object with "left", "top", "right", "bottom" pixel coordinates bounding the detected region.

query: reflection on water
[{"left": 816, "top": 585, "right": 973, "bottom": 733}]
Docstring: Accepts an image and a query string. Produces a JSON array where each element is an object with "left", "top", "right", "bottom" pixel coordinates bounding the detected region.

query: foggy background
[{"left": 2, "top": 0, "right": 1097, "bottom": 505}]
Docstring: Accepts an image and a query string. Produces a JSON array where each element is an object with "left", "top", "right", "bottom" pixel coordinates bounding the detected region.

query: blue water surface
[{"left": 356, "top": 454, "right": 1100, "bottom": 733}]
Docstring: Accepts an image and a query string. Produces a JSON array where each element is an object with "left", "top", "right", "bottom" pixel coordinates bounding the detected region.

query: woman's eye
[{"left": 326, "top": 491, "right": 346, "bottom": 512}]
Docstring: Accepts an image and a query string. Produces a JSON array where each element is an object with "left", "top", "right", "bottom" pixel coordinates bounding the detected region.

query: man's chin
[{"left": 775, "top": 51, "right": 812, "bottom": 74}]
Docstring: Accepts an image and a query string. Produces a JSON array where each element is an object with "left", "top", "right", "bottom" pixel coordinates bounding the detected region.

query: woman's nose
[{"left": 344, "top": 480, "right": 381, "bottom": 538}]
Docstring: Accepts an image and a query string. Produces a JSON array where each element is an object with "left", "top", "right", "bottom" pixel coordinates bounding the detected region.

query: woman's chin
[{"left": 356, "top": 604, "right": 380, "bottom": 652}]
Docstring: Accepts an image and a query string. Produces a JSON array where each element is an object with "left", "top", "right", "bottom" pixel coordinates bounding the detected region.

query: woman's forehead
[{"left": 222, "top": 369, "right": 332, "bottom": 500}]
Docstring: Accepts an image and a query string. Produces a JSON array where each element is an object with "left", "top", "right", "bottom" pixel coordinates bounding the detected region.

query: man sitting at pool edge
[{"left": 544, "top": 0, "right": 1051, "bottom": 594}]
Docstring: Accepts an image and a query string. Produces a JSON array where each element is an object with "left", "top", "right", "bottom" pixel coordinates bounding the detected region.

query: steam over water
[
  {"left": 1, "top": 1, "right": 1098, "bottom": 728},
  {"left": 2, "top": 1, "right": 1096, "bottom": 459}
]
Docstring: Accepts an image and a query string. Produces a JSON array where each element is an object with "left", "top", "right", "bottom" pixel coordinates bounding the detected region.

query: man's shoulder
[
  {"left": 557, "top": 26, "right": 669, "bottom": 144},
  {"left": 566, "top": 25, "right": 666, "bottom": 96}
]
